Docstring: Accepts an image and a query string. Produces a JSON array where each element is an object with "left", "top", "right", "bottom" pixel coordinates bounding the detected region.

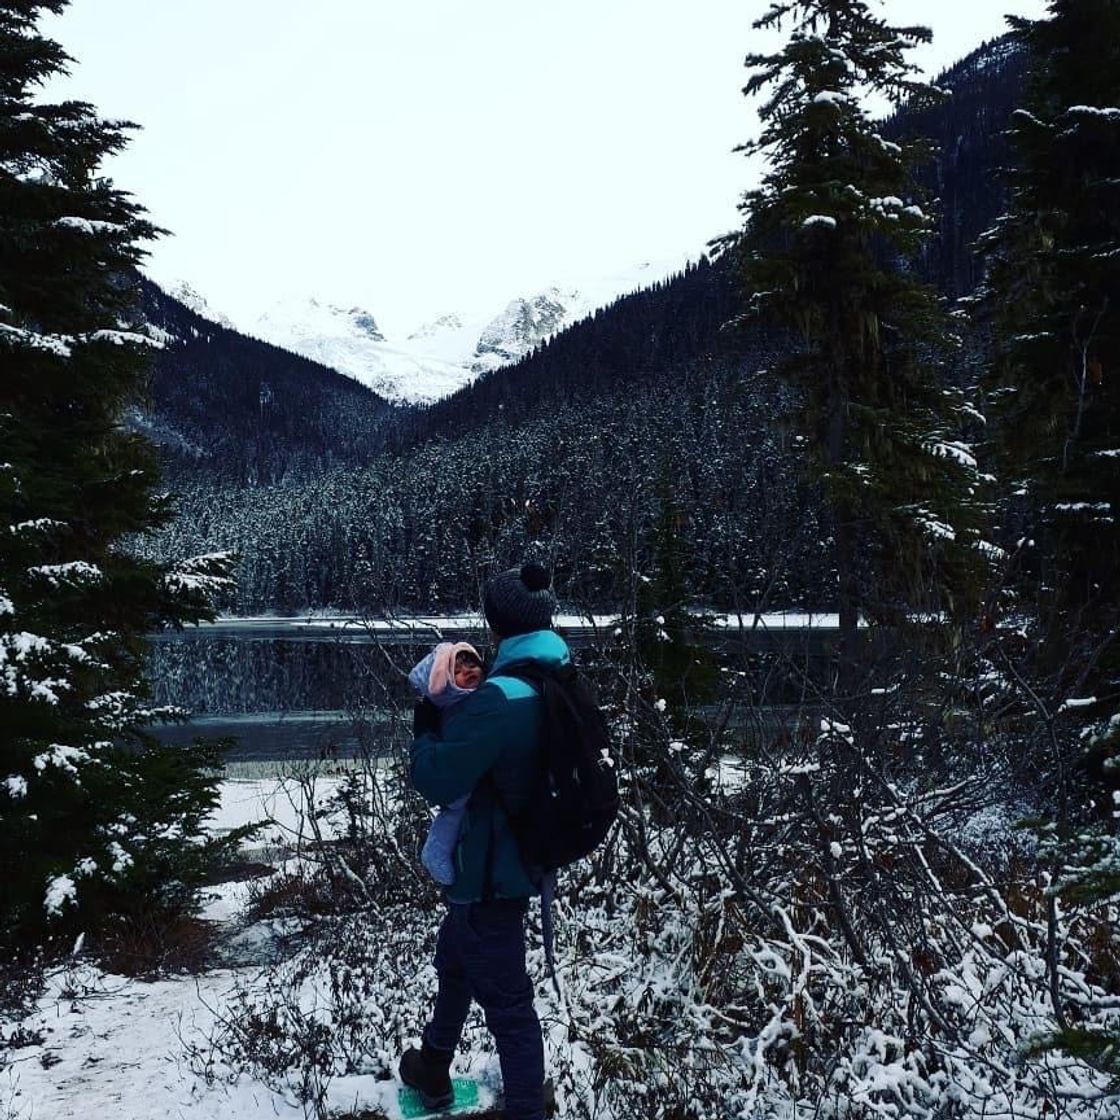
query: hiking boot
[{"left": 399, "top": 1042, "right": 453, "bottom": 1110}]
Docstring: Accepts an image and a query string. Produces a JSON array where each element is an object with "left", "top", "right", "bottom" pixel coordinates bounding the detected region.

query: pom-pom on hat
[{"left": 483, "top": 561, "right": 555, "bottom": 637}]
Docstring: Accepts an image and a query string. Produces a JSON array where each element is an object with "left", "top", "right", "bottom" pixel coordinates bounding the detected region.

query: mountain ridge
[{"left": 152, "top": 257, "right": 691, "bottom": 405}]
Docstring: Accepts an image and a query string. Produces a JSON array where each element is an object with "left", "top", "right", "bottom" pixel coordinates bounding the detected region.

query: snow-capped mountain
[
  {"left": 166, "top": 281, "right": 235, "bottom": 330},
  {"left": 235, "top": 258, "right": 687, "bottom": 406}
]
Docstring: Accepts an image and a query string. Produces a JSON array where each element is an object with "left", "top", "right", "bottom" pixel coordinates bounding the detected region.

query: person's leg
[
  {"left": 461, "top": 900, "right": 545, "bottom": 1120},
  {"left": 401, "top": 905, "right": 473, "bottom": 1108},
  {"left": 424, "top": 904, "right": 472, "bottom": 1054}
]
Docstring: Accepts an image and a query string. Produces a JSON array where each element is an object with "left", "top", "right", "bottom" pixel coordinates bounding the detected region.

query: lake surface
[{"left": 148, "top": 614, "right": 841, "bottom": 761}]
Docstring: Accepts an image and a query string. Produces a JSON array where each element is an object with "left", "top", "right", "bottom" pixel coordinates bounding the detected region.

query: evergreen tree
[
  {"left": 634, "top": 481, "right": 719, "bottom": 719},
  {"left": 0, "top": 0, "right": 237, "bottom": 957},
  {"left": 979, "top": 0, "right": 1120, "bottom": 1075},
  {"left": 729, "top": 1, "right": 983, "bottom": 661}
]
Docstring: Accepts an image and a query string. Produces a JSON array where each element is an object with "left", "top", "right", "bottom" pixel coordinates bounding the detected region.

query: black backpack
[{"left": 497, "top": 660, "right": 619, "bottom": 871}]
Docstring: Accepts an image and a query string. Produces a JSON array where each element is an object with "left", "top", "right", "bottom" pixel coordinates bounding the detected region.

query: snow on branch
[
  {"left": 925, "top": 440, "right": 978, "bottom": 470},
  {"left": 0, "top": 320, "right": 73, "bottom": 358},
  {"left": 163, "top": 551, "right": 236, "bottom": 598},
  {"left": 53, "top": 216, "right": 127, "bottom": 235},
  {"left": 43, "top": 874, "right": 78, "bottom": 917},
  {"left": 1066, "top": 106, "right": 1120, "bottom": 120},
  {"left": 28, "top": 561, "right": 105, "bottom": 588}
]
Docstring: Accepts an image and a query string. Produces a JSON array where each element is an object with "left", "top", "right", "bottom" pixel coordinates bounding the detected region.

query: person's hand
[{"left": 413, "top": 698, "right": 440, "bottom": 737}]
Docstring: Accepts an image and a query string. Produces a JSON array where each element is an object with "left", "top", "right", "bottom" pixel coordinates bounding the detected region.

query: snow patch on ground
[
  {"left": 208, "top": 775, "right": 348, "bottom": 847},
  {"left": 4, "top": 777, "right": 362, "bottom": 1120},
  {"left": 3, "top": 963, "right": 305, "bottom": 1120}
]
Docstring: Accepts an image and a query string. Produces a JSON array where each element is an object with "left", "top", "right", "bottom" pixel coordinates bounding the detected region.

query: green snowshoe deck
[
  {"left": 396, "top": 1073, "right": 554, "bottom": 1118},
  {"left": 398, "top": 1078, "right": 484, "bottom": 1118}
]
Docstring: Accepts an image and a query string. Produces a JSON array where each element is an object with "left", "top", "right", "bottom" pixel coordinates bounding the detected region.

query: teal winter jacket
[{"left": 410, "top": 629, "right": 570, "bottom": 903}]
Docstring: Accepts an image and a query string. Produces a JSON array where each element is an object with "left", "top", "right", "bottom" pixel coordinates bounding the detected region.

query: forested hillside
[
  {"left": 136, "top": 36, "right": 1028, "bottom": 614},
  {"left": 136, "top": 279, "right": 394, "bottom": 484}
]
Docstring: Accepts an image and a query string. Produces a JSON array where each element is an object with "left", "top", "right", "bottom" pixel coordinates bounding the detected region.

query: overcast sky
[{"left": 40, "top": 1, "right": 1049, "bottom": 336}]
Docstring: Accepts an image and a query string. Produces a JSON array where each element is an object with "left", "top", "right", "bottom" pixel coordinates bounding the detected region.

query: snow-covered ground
[
  {"left": 2, "top": 777, "right": 442, "bottom": 1120},
  {"left": 3, "top": 927, "right": 502, "bottom": 1120},
  {"left": 208, "top": 775, "right": 350, "bottom": 847},
  {"left": 6, "top": 765, "right": 1119, "bottom": 1120},
  {"left": 3, "top": 763, "right": 578, "bottom": 1120},
  {"left": 5, "top": 961, "right": 290, "bottom": 1120}
]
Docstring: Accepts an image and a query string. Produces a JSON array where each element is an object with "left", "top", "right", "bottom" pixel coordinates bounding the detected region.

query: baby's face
[{"left": 454, "top": 654, "right": 482, "bottom": 690}]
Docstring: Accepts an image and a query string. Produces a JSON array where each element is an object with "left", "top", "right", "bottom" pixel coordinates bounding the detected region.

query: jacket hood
[{"left": 491, "top": 628, "right": 570, "bottom": 674}]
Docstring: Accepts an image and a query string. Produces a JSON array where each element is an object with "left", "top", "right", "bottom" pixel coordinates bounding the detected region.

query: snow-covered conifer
[
  {"left": 0, "top": 1, "right": 237, "bottom": 957},
  {"left": 729, "top": 1, "right": 984, "bottom": 647},
  {"left": 978, "top": 0, "right": 1120, "bottom": 1076}
]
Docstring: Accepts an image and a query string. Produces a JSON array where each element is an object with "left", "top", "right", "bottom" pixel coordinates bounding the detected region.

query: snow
[
  {"left": 802, "top": 215, "right": 838, "bottom": 229},
  {"left": 2, "top": 964, "right": 308, "bottom": 1120},
  {"left": 1067, "top": 106, "right": 1120, "bottom": 120},
  {"left": 1059, "top": 697, "right": 1098, "bottom": 712},
  {"left": 43, "top": 874, "right": 77, "bottom": 917},
  {"left": 11, "top": 518, "right": 66, "bottom": 535},
  {"left": 32, "top": 744, "right": 88, "bottom": 775},
  {"left": 927, "top": 440, "right": 977, "bottom": 469},
  {"left": 188, "top": 611, "right": 861, "bottom": 641},
  {"left": 53, "top": 216, "right": 125, "bottom": 235},
  {"left": 873, "top": 134, "right": 902, "bottom": 154},
  {"left": 915, "top": 512, "right": 957, "bottom": 541},
  {"left": 4, "top": 774, "right": 28, "bottom": 799},
  {"left": 163, "top": 553, "right": 235, "bottom": 596},
  {"left": 0, "top": 320, "right": 72, "bottom": 357},
  {"left": 0, "top": 323, "right": 155, "bottom": 357},
  {"left": 207, "top": 776, "right": 348, "bottom": 846},
  {"left": 214, "top": 255, "right": 690, "bottom": 405},
  {"left": 869, "top": 196, "right": 906, "bottom": 220},
  {"left": 6, "top": 763, "right": 1120, "bottom": 1120},
  {"left": 85, "top": 329, "right": 162, "bottom": 349},
  {"left": 166, "top": 280, "right": 236, "bottom": 329},
  {"left": 28, "top": 561, "right": 104, "bottom": 586}
]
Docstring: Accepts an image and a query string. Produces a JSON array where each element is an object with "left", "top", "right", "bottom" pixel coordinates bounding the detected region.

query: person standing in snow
[
  {"left": 400, "top": 561, "right": 562, "bottom": 1120},
  {"left": 407, "top": 641, "right": 485, "bottom": 885}
]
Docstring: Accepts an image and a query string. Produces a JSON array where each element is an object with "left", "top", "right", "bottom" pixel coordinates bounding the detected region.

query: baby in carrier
[{"left": 407, "top": 641, "right": 484, "bottom": 884}]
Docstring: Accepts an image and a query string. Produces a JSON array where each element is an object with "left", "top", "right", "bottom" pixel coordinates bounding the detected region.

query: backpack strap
[
  {"left": 540, "top": 869, "right": 561, "bottom": 998},
  {"left": 479, "top": 778, "right": 497, "bottom": 903}
]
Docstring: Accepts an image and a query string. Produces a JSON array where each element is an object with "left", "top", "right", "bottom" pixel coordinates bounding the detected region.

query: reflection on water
[
  {"left": 147, "top": 618, "right": 837, "bottom": 761},
  {"left": 146, "top": 629, "right": 434, "bottom": 760},
  {"left": 150, "top": 710, "right": 385, "bottom": 762}
]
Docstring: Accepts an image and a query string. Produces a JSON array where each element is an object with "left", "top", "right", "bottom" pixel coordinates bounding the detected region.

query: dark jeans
[{"left": 423, "top": 899, "right": 544, "bottom": 1120}]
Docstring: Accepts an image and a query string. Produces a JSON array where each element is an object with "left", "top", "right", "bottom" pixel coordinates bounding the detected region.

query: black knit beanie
[{"left": 483, "top": 561, "right": 555, "bottom": 637}]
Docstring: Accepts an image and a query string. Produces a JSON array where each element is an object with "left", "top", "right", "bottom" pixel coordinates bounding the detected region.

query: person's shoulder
[{"left": 483, "top": 671, "right": 541, "bottom": 703}]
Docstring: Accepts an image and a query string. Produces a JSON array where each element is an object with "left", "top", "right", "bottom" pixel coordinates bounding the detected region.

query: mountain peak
[
  {"left": 164, "top": 280, "right": 234, "bottom": 329},
  {"left": 408, "top": 313, "right": 465, "bottom": 341},
  {"left": 473, "top": 288, "right": 584, "bottom": 369}
]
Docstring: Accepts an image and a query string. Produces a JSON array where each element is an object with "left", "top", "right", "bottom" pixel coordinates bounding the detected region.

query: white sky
[{"left": 40, "top": 1, "right": 1048, "bottom": 336}]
